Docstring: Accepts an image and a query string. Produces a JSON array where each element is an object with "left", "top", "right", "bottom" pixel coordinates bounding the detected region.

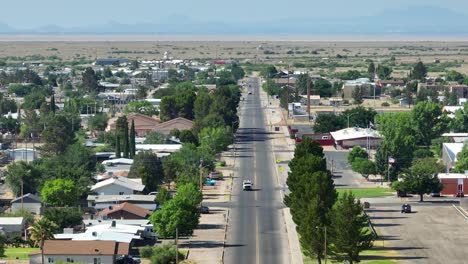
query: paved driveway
[{"left": 365, "top": 199, "right": 468, "bottom": 264}]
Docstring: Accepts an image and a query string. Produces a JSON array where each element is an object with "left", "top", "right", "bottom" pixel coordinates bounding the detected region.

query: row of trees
[{"left": 285, "top": 138, "right": 373, "bottom": 264}]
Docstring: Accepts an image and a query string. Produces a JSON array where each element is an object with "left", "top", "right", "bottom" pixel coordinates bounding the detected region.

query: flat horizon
[{"left": 2, "top": 34, "right": 468, "bottom": 42}]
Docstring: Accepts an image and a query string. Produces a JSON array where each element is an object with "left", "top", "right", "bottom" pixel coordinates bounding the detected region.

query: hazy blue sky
[{"left": 3, "top": 0, "right": 468, "bottom": 28}]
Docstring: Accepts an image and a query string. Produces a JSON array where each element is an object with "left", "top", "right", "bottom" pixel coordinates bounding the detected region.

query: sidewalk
[
  {"left": 262, "top": 91, "right": 304, "bottom": 264},
  {"left": 184, "top": 145, "right": 235, "bottom": 263}
]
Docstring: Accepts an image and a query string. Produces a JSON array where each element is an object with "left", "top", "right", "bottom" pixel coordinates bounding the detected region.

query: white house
[
  {"left": 0, "top": 217, "right": 26, "bottom": 237},
  {"left": 11, "top": 193, "right": 42, "bottom": 215},
  {"left": 90, "top": 176, "right": 145, "bottom": 195},
  {"left": 330, "top": 127, "right": 383, "bottom": 150},
  {"left": 29, "top": 240, "right": 129, "bottom": 264},
  {"left": 87, "top": 194, "right": 156, "bottom": 211}
]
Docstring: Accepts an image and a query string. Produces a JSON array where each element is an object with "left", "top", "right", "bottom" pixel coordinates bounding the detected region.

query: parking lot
[{"left": 365, "top": 197, "right": 468, "bottom": 264}]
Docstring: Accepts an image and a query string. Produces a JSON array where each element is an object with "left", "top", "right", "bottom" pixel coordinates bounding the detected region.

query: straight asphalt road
[{"left": 224, "top": 77, "right": 290, "bottom": 264}]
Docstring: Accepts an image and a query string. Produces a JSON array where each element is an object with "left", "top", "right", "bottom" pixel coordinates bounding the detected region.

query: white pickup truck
[{"left": 242, "top": 180, "right": 253, "bottom": 191}]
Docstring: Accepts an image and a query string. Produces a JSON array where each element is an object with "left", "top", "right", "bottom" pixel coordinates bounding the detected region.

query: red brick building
[{"left": 438, "top": 173, "right": 468, "bottom": 197}]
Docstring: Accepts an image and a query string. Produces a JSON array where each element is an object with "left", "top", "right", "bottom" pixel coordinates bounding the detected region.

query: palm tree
[{"left": 28, "top": 218, "right": 58, "bottom": 264}]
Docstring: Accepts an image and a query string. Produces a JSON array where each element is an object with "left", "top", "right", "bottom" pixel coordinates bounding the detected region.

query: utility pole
[
  {"left": 324, "top": 226, "right": 327, "bottom": 264},
  {"left": 21, "top": 178, "right": 24, "bottom": 210},
  {"left": 175, "top": 228, "right": 179, "bottom": 264},
  {"left": 286, "top": 64, "right": 290, "bottom": 118},
  {"left": 199, "top": 160, "right": 204, "bottom": 191},
  {"left": 306, "top": 73, "right": 311, "bottom": 121}
]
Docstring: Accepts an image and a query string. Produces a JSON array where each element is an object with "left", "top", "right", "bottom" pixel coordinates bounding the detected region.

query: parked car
[
  {"left": 242, "top": 180, "right": 253, "bottom": 191},
  {"left": 204, "top": 179, "right": 216, "bottom": 186},
  {"left": 148, "top": 191, "right": 158, "bottom": 195},
  {"left": 401, "top": 204, "right": 411, "bottom": 213},
  {"left": 430, "top": 192, "right": 441, "bottom": 197},
  {"left": 199, "top": 205, "right": 209, "bottom": 214}
]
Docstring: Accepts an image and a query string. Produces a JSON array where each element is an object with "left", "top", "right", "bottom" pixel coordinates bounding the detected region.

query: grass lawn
[
  {"left": 337, "top": 187, "right": 394, "bottom": 198},
  {"left": 303, "top": 240, "right": 397, "bottom": 264},
  {"left": 0, "top": 247, "right": 40, "bottom": 260}
]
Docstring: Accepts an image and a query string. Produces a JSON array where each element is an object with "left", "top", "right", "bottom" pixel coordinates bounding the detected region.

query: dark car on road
[{"left": 401, "top": 203, "right": 412, "bottom": 213}]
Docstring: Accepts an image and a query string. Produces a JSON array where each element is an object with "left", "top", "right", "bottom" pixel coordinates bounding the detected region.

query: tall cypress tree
[
  {"left": 115, "top": 133, "right": 121, "bottom": 158},
  {"left": 129, "top": 120, "right": 136, "bottom": 158},
  {"left": 123, "top": 123, "right": 129, "bottom": 159},
  {"left": 329, "top": 192, "right": 373, "bottom": 263},
  {"left": 50, "top": 94, "right": 56, "bottom": 114}
]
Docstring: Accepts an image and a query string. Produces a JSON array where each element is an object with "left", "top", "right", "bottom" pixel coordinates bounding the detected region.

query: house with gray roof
[{"left": 11, "top": 193, "right": 42, "bottom": 215}]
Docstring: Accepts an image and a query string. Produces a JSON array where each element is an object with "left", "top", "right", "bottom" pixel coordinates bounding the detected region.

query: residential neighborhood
[{"left": 1, "top": 3, "right": 468, "bottom": 264}]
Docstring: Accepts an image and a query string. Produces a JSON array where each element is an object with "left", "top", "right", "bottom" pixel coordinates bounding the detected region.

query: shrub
[
  {"left": 381, "top": 102, "right": 390, "bottom": 107},
  {"left": 139, "top": 245, "right": 154, "bottom": 258}
]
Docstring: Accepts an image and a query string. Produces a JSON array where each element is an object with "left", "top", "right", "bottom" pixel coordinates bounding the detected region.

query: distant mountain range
[{"left": 1, "top": 6, "right": 468, "bottom": 36}]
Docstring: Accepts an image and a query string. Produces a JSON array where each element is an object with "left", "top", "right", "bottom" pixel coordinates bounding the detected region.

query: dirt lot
[
  {"left": 2, "top": 39, "right": 468, "bottom": 72},
  {"left": 365, "top": 197, "right": 468, "bottom": 264}
]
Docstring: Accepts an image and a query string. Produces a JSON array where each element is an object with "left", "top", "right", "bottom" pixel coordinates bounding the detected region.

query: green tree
[
  {"left": 399, "top": 158, "right": 444, "bottom": 201},
  {"left": 155, "top": 187, "right": 172, "bottom": 207},
  {"left": 198, "top": 126, "right": 234, "bottom": 155},
  {"left": 23, "top": 90, "right": 46, "bottom": 110},
  {"left": 123, "top": 122, "right": 130, "bottom": 159},
  {"left": 81, "top": 67, "right": 98, "bottom": 94},
  {"left": 330, "top": 192, "right": 373, "bottom": 264},
  {"left": 5, "top": 161, "right": 41, "bottom": 196},
  {"left": 103, "top": 67, "right": 113, "bottom": 78},
  {"left": 194, "top": 89, "right": 212, "bottom": 122},
  {"left": 314, "top": 78, "right": 332, "bottom": 97},
  {"left": 230, "top": 63, "right": 245, "bottom": 81},
  {"left": 144, "top": 131, "right": 166, "bottom": 144},
  {"left": 446, "top": 70, "right": 465, "bottom": 83},
  {"left": 260, "top": 65, "right": 278, "bottom": 78},
  {"left": 43, "top": 207, "right": 82, "bottom": 233},
  {"left": 129, "top": 120, "right": 136, "bottom": 158},
  {"left": 87, "top": 114, "right": 109, "bottom": 132},
  {"left": 375, "top": 112, "right": 416, "bottom": 172},
  {"left": 0, "top": 234, "right": 5, "bottom": 257},
  {"left": 351, "top": 158, "right": 376, "bottom": 177},
  {"left": 412, "top": 61, "right": 427, "bottom": 80},
  {"left": 411, "top": 101, "right": 446, "bottom": 147},
  {"left": 129, "top": 151, "right": 164, "bottom": 193},
  {"left": 179, "top": 129, "right": 198, "bottom": 144},
  {"left": 448, "top": 104, "right": 468, "bottom": 133},
  {"left": 337, "top": 70, "right": 362, "bottom": 80},
  {"left": 262, "top": 79, "right": 281, "bottom": 96},
  {"left": 115, "top": 116, "right": 129, "bottom": 158},
  {"left": 314, "top": 113, "right": 346, "bottom": 133},
  {"left": 347, "top": 146, "right": 368, "bottom": 164},
  {"left": 41, "top": 115, "right": 75, "bottom": 155},
  {"left": 40, "top": 179, "right": 78, "bottom": 206},
  {"left": 293, "top": 171, "right": 337, "bottom": 264},
  {"left": 367, "top": 62, "right": 375, "bottom": 80},
  {"left": 29, "top": 218, "right": 58, "bottom": 264},
  {"left": 150, "top": 183, "right": 202, "bottom": 237},
  {"left": 454, "top": 143, "right": 468, "bottom": 173},
  {"left": 352, "top": 86, "right": 364, "bottom": 105},
  {"left": 342, "top": 106, "right": 377, "bottom": 128},
  {"left": 295, "top": 73, "right": 311, "bottom": 95},
  {"left": 377, "top": 65, "right": 392, "bottom": 80},
  {"left": 124, "top": 101, "right": 158, "bottom": 116},
  {"left": 115, "top": 134, "right": 121, "bottom": 158},
  {"left": 150, "top": 243, "right": 185, "bottom": 264},
  {"left": 50, "top": 94, "right": 56, "bottom": 113}
]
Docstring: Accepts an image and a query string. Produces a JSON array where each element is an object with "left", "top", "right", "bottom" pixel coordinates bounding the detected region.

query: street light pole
[
  {"left": 199, "top": 159, "right": 204, "bottom": 191},
  {"left": 346, "top": 112, "right": 357, "bottom": 128},
  {"left": 324, "top": 226, "right": 327, "bottom": 264}
]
